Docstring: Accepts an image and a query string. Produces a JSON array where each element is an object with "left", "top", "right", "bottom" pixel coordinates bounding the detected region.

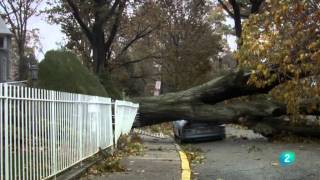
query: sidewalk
[{"left": 87, "top": 135, "right": 182, "bottom": 180}]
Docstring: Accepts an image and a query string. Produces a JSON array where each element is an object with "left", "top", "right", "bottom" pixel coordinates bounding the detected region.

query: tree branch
[
  {"left": 0, "top": 2, "right": 18, "bottom": 40},
  {"left": 229, "top": 0, "right": 242, "bottom": 38},
  {"left": 105, "top": 0, "right": 126, "bottom": 57},
  {"left": 99, "top": 0, "right": 121, "bottom": 23},
  {"left": 65, "top": 0, "right": 93, "bottom": 43},
  {"left": 217, "top": 0, "right": 250, "bottom": 18},
  {"left": 250, "top": 0, "right": 264, "bottom": 13},
  {"left": 116, "top": 25, "right": 159, "bottom": 59},
  {"left": 217, "top": 0, "right": 235, "bottom": 18},
  {"left": 112, "top": 54, "right": 162, "bottom": 71}
]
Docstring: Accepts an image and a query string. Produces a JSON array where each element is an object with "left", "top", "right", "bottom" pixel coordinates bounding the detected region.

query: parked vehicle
[{"left": 173, "top": 120, "right": 225, "bottom": 143}]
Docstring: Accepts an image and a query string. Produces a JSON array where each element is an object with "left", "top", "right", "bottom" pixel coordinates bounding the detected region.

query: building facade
[{"left": 0, "top": 17, "right": 12, "bottom": 82}]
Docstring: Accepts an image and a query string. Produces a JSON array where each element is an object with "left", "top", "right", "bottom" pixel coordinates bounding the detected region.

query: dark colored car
[{"left": 173, "top": 120, "right": 225, "bottom": 143}]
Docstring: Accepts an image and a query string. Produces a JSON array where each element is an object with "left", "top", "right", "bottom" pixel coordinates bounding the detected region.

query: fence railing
[
  {"left": 0, "top": 83, "right": 139, "bottom": 180},
  {"left": 114, "top": 100, "right": 139, "bottom": 142}
]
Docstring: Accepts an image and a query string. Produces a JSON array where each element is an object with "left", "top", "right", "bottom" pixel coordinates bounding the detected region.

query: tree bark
[
  {"left": 133, "top": 70, "right": 320, "bottom": 137},
  {"left": 229, "top": 0, "right": 242, "bottom": 39},
  {"left": 135, "top": 94, "right": 285, "bottom": 126},
  {"left": 92, "top": 22, "right": 106, "bottom": 75}
]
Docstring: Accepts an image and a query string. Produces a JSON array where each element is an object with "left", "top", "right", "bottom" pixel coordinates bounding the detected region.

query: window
[{"left": 0, "top": 37, "right": 4, "bottom": 48}]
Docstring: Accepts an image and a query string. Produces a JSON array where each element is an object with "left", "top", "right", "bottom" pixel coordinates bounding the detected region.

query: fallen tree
[{"left": 133, "top": 70, "right": 320, "bottom": 138}]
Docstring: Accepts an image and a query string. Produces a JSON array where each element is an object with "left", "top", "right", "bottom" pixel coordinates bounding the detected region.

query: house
[{"left": 0, "top": 17, "right": 12, "bottom": 82}]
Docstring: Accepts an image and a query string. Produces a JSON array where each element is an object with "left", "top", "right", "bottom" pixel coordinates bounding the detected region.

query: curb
[{"left": 174, "top": 143, "right": 191, "bottom": 180}]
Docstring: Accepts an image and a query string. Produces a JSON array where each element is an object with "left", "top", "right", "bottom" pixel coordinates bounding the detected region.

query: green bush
[
  {"left": 38, "top": 50, "right": 108, "bottom": 97},
  {"left": 99, "top": 73, "right": 122, "bottom": 99}
]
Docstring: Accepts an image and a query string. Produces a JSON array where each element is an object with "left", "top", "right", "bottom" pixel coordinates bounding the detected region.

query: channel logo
[{"left": 279, "top": 151, "right": 295, "bottom": 166}]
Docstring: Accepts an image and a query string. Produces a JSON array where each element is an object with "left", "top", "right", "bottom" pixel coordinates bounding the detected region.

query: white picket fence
[{"left": 0, "top": 83, "right": 139, "bottom": 180}]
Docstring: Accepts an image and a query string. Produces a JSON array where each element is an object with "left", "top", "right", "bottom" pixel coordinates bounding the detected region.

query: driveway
[{"left": 191, "top": 126, "right": 320, "bottom": 180}]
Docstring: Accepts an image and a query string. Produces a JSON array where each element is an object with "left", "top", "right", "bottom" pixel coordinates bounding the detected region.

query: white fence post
[
  {"left": 0, "top": 83, "right": 3, "bottom": 180},
  {"left": 4, "top": 83, "right": 9, "bottom": 180},
  {"left": 78, "top": 94, "right": 83, "bottom": 165},
  {"left": 51, "top": 90, "right": 57, "bottom": 178}
]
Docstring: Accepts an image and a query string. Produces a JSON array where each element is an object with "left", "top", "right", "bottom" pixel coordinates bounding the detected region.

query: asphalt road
[{"left": 191, "top": 126, "right": 320, "bottom": 180}]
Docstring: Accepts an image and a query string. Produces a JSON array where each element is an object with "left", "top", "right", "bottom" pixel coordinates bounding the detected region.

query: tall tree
[
  {"left": 237, "top": 0, "right": 320, "bottom": 116},
  {"left": 130, "top": 0, "right": 320, "bottom": 138},
  {"left": 123, "top": 0, "right": 226, "bottom": 93},
  {"left": 66, "top": 0, "right": 126, "bottom": 74},
  {"left": 47, "top": 0, "right": 157, "bottom": 75},
  {"left": 0, "top": 0, "right": 42, "bottom": 79},
  {"left": 160, "top": 0, "right": 225, "bottom": 91}
]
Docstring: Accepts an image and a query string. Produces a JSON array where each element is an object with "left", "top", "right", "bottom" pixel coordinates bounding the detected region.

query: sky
[
  {"left": 225, "top": 18, "right": 237, "bottom": 51},
  {"left": 29, "top": 14, "right": 66, "bottom": 60},
  {"left": 29, "top": 6, "right": 237, "bottom": 60}
]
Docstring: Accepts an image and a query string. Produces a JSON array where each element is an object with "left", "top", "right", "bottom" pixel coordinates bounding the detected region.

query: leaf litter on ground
[{"left": 83, "top": 133, "right": 145, "bottom": 176}]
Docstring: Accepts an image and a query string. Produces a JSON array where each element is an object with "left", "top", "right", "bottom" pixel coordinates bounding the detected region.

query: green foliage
[
  {"left": 18, "top": 54, "right": 38, "bottom": 81},
  {"left": 37, "top": 50, "right": 108, "bottom": 97},
  {"left": 127, "top": 0, "right": 226, "bottom": 92},
  {"left": 99, "top": 73, "right": 122, "bottom": 99}
]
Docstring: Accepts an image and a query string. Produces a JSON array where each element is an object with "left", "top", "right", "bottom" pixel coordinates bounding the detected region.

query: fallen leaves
[
  {"left": 84, "top": 133, "right": 145, "bottom": 176},
  {"left": 181, "top": 145, "right": 205, "bottom": 165}
]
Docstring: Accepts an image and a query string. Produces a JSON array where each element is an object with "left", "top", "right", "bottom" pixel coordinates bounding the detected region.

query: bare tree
[{"left": 0, "top": 0, "right": 42, "bottom": 61}]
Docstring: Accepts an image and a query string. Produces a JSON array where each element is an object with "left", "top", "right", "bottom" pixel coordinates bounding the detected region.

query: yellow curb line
[{"left": 179, "top": 151, "right": 191, "bottom": 180}]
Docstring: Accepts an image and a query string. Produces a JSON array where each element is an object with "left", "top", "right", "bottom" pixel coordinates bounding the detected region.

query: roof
[{"left": 0, "top": 17, "right": 12, "bottom": 35}]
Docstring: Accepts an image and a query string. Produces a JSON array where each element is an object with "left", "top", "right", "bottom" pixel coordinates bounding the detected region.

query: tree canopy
[{"left": 237, "top": 0, "right": 320, "bottom": 117}]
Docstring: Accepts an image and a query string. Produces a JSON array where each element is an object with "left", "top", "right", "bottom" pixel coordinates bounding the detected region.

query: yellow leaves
[
  {"left": 311, "top": 50, "right": 320, "bottom": 61},
  {"left": 295, "top": 3, "right": 305, "bottom": 14},
  {"left": 284, "top": 55, "right": 290, "bottom": 63},
  {"left": 281, "top": 4, "right": 289, "bottom": 13},
  {"left": 308, "top": 42, "right": 318, "bottom": 50},
  {"left": 262, "top": 69, "right": 270, "bottom": 77},
  {"left": 238, "top": 1, "right": 320, "bottom": 119},
  {"left": 257, "top": 64, "right": 264, "bottom": 71},
  {"left": 274, "top": 14, "right": 281, "bottom": 25},
  {"left": 285, "top": 64, "right": 296, "bottom": 74},
  {"left": 297, "top": 53, "right": 310, "bottom": 63},
  {"left": 267, "top": 74, "right": 277, "bottom": 85},
  {"left": 283, "top": 39, "right": 293, "bottom": 47}
]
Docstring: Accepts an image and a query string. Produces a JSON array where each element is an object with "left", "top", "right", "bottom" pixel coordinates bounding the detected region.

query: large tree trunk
[
  {"left": 92, "top": 23, "right": 106, "bottom": 75},
  {"left": 229, "top": 0, "right": 242, "bottom": 39},
  {"left": 135, "top": 94, "right": 285, "bottom": 126},
  {"left": 134, "top": 70, "right": 320, "bottom": 137}
]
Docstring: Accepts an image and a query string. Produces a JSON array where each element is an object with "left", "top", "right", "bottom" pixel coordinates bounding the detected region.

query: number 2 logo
[
  {"left": 284, "top": 154, "right": 291, "bottom": 163},
  {"left": 279, "top": 151, "right": 295, "bottom": 166}
]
